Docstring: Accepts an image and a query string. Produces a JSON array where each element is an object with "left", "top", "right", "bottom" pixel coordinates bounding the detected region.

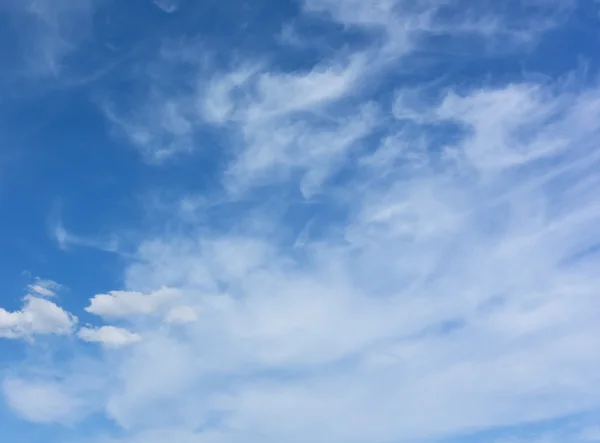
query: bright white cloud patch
[
  {"left": 85, "top": 287, "right": 180, "bottom": 319},
  {"left": 0, "top": 297, "right": 77, "bottom": 339},
  {"left": 78, "top": 325, "right": 142, "bottom": 348}
]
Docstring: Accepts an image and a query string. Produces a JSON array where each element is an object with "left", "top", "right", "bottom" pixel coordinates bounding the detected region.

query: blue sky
[{"left": 1, "top": 0, "right": 600, "bottom": 442}]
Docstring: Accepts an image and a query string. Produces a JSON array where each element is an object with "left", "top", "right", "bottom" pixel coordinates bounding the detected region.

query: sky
[{"left": 1, "top": 0, "right": 600, "bottom": 442}]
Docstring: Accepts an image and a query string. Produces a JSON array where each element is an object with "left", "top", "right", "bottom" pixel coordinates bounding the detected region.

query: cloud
[
  {"left": 78, "top": 326, "right": 142, "bottom": 348},
  {"left": 0, "top": 0, "right": 98, "bottom": 79},
  {"left": 97, "top": 0, "right": 575, "bottom": 199},
  {"left": 0, "top": 296, "right": 77, "bottom": 339},
  {"left": 27, "top": 277, "right": 62, "bottom": 298},
  {"left": 2, "top": 1, "right": 600, "bottom": 443},
  {"left": 207, "top": 56, "right": 366, "bottom": 123},
  {"left": 1, "top": 363, "right": 108, "bottom": 426},
  {"left": 85, "top": 287, "right": 180, "bottom": 319},
  {"left": 78, "top": 76, "right": 600, "bottom": 441},
  {"left": 226, "top": 102, "right": 379, "bottom": 197},
  {"left": 152, "top": 0, "right": 179, "bottom": 14},
  {"left": 302, "top": 0, "right": 413, "bottom": 42},
  {"left": 102, "top": 97, "right": 196, "bottom": 163},
  {"left": 195, "top": 55, "right": 379, "bottom": 195},
  {"left": 433, "top": 83, "right": 597, "bottom": 172},
  {"left": 164, "top": 306, "right": 197, "bottom": 324},
  {"left": 2, "top": 378, "right": 85, "bottom": 424},
  {"left": 300, "top": 0, "right": 572, "bottom": 54},
  {"left": 51, "top": 214, "right": 123, "bottom": 254}
]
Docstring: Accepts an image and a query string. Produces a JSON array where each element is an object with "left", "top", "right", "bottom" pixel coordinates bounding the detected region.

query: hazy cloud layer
[{"left": 1, "top": 1, "right": 599, "bottom": 443}]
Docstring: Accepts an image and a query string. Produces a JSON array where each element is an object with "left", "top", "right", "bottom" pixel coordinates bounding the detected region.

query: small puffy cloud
[
  {"left": 0, "top": 297, "right": 77, "bottom": 339},
  {"left": 78, "top": 326, "right": 142, "bottom": 348},
  {"left": 85, "top": 287, "right": 179, "bottom": 319}
]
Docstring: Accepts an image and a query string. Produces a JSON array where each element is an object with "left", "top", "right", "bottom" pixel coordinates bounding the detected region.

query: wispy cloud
[
  {"left": 51, "top": 215, "right": 124, "bottom": 254},
  {"left": 27, "top": 277, "right": 63, "bottom": 298},
  {"left": 152, "top": 0, "right": 180, "bottom": 14},
  {"left": 82, "top": 73, "right": 600, "bottom": 440},
  {"left": 102, "top": 96, "right": 197, "bottom": 163},
  {"left": 1, "top": 1, "right": 599, "bottom": 443},
  {"left": 1, "top": 0, "right": 98, "bottom": 79}
]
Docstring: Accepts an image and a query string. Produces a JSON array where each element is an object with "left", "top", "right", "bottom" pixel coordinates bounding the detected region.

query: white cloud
[
  {"left": 434, "top": 84, "right": 568, "bottom": 171},
  {"left": 3, "top": 2, "right": 600, "bottom": 443},
  {"left": 51, "top": 215, "right": 122, "bottom": 253},
  {"left": 164, "top": 306, "right": 197, "bottom": 324},
  {"left": 246, "top": 57, "right": 365, "bottom": 122},
  {"left": 78, "top": 326, "right": 142, "bottom": 348},
  {"left": 27, "top": 277, "right": 62, "bottom": 297},
  {"left": 98, "top": 0, "right": 573, "bottom": 195},
  {"left": 75, "top": 79, "right": 600, "bottom": 442},
  {"left": 0, "top": 296, "right": 77, "bottom": 339},
  {"left": 191, "top": 55, "right": 377, "bottom": 196},
  {"left": 302, "top": 0, "right": 573, "bottom": 48},
  {"left": 85, "top": 287, "right": 180, "bottom": 319},
  {"left": 226, "top": 102, "right": 379, "bottom": 197},
  {"left": 200, "top": 64, "right": 261, "bottom": 124},
  {"left": 2, "top": 378, "right": 85, "bottom": 424},
  {"left": 124, "top": 236, "right": 276, "bottom": 292},
  {"left": 102, "top": 97, "right": 196, "bottom": 163},
  {"left": 202, "top": 56, "right": 365, "bottom": 122}
]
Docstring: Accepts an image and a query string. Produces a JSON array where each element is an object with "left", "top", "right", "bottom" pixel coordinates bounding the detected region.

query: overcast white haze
[{"left": 1, "top": 0, "right": 600, "bottom": 442}]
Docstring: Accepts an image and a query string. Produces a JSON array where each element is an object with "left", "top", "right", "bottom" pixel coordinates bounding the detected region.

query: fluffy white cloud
[
  {"left": 0, "top": 296, "right": 77, "bottom": 339},
  {"left": 78, "top": 326, "right": 142, "bottom": 348},
  {"left": 85, "top": 287, "right": 180, "bottom": 319}
]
